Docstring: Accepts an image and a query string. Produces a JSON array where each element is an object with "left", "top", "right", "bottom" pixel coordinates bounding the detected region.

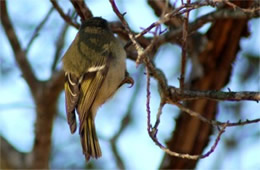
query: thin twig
[
  {"left": 145, "top": 62, "right": 228, "bottom": 160},
  {"left": 172, "top": 101, "right": 220, "bottom": 126},
  {"left": 152, "top": 101, "right": 165, "bottom": 137},
  {"left": 170, "top": 101, "right": 260, "bottom": 127},
  {"left": 109, "top": 0, "right": 260, "bottom": 161},
  {"left": 200, "top": 123, "right": 227, "bottom": 158},
  {"left": 51, "top": 22, "right": 70, "bottom": 72},
  {"left": 26, "top": 7, "right": 54, "bottom": 54},
  {"left": 50, "top": 0, "right": 80, "bottom": 29},
  {"left": 180, "top": 0, "right": 190, "bottom": 89},
  {"left": 133, "top": 2, "right": 260, "bottom": 49},
  {"left": 109, "top": 0, "right": 145, "bottom": 66},
  {"left": 157, "top": 4, "right": 260, "bottom": 46},
  {"left": 146, "top": 66, "right": 152, "bottom": 133},
  {"left": 216, "top": 0, "right": 260, "bottom": 13},
  {"left": 223, "top": 118, "right": 260, "bottom": 127},
  {"left": 130, "top": 0, "right": 214, "bottom": 42}
]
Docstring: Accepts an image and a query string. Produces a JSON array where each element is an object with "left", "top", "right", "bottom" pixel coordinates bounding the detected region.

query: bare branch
[
  {"left": 0, "top": 0, "right": 39, "bottom": 96},
  {"left": 48, "top": 70, "right": 65, "bottom": 97},
  {"left": 158, "top": 7, "right": 260, "bottom": 46},
  {"left": 111, "top": 0, "right": 259, "bottom": 62},
  {"left": 180, "top": 0, "right": 190, "bottom": 89},
  {"left": 0, "top": 136, "right": 28, "bottom": 169},
  {"left": 109, "top": 0, "right": 146, "bottom": 66},
  {"left": 216, "top": 0, "right": 260, "bottom": 13},
  {"left": 145, "top": 64, "right": 228, "bottom": 160},
  {"left": 169, "top": 97, "right": 260, "bottom": 127},
  {"left": 146, "top": 62, "right": 259, "bottom": 160},
  {"left": 160, "top": 124, "right": 227, "bottom": 160},
  {"left": 168, "top": 87, "right": 260, "bottom": 102},
  {"left": 152, "top": 101, "right": 165, "bottom": 134},
  {"left": 70, "top": 0, "right": 93, "bottom": 21},
  {"left": 172, "top": 101, "right": 220, "bottom": 126},
  {"left": 225, "top": 118, "right": 260, "bottom": 126},
  {"left": 51, "top": 22, "right": 70, "bottom": 72},
  {"left": 199, "top": 123, "right": 227, "bottom": 158},
  {"left": 148, "top": 0, "right": 183, "bottom": 28},
  {"left": 146, "top": 65, "right": 152, "bottom": 134},
  {"left": 50, "top": 0, "right": 80, "bottom": 29},
  {"left": 26, "top": 7, "right": 54, "bottom": 53}
]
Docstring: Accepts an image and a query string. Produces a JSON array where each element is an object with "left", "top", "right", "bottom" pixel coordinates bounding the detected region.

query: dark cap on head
[{"left": 81, "top": 17, "right": 109, "bottom": 30}]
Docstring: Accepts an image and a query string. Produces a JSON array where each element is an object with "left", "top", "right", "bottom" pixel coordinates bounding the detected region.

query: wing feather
[
  {"left": 76, "top": 55, "right": 109, "bottom": 132},
  {"left": 64, "top": 73, "right": 80, "bottom": 133}
]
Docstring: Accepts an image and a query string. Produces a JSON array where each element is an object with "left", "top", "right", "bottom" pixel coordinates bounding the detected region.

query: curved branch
[{"left": 0, "top": 1, "right": 39, "bottom": 95}]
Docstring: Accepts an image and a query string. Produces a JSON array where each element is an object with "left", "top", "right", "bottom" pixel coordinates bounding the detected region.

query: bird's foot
[{"left": 119, "top": 71, "right": 134, "bottom": 88}]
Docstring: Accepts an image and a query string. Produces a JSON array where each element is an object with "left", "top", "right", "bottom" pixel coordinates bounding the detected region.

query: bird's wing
[
  {"left": 76, "top": 53, "right": 110, "bottom": 132},
  {"left": 64, "top": 72, "right": 80, "bottom": 133}
]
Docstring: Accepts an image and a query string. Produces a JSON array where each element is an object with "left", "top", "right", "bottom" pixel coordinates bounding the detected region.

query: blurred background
[{"left": 0, "top": 0, "right": 259, "bottom": 169}]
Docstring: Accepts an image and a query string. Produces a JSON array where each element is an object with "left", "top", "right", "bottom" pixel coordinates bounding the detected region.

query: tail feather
[{"left": 80, "top": 116, "right": 102, "bottom": 161}]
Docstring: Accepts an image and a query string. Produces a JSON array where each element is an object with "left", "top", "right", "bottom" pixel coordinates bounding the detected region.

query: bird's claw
[
  {"left": 124, "top": 76, "right": 134, "bottom": 88},
  {"left": 119, "top": 72, "right": 134, "bottom": 88}
]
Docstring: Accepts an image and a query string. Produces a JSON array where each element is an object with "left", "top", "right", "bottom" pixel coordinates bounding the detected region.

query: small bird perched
[{"left": 62, "top": 17, "right": 133, "bottom": 160}]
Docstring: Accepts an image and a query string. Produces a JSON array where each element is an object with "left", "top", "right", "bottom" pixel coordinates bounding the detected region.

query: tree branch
[
  {"left": 168, "top": 87, "right": 260, "bottom": 102},
  {"left": 0, "top": 0, "right": 39, "bottom": 97},
  {"left": 110, "top": 0, "right": 260, "bottom": 164},
  {"left": 26, "top": 7, "right": 54, "bottom": 53},
  {"left": 0, "top": 136, "right": 28, "bottom": 169},
  {"left": 157, "top": 7, "right": 260, "bottom": 46},
  {"left": 109, "top": 0, "right": 146, "bottom": 66},
  {"left": 50, "top": 0, "right": 80, "bottom": 29},
  {"left": 180, "top": 0, "right": 190, "bottom": 89},
  {"left": 145, "top": 64, "right": 229, "bottom": 160},
  {"left": 48, "top": 70, "right": 65, "bottom": 97},
  {"left": 69, "top": 0, "right": 93, "bottom": 21},
  {"left": 51, "top": 22, "right": 70, "bottom": 72}
]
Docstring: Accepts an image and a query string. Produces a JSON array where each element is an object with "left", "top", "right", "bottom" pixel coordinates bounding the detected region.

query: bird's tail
[{"left": 80, "top": 115, "right": 102, "bottom": 161}]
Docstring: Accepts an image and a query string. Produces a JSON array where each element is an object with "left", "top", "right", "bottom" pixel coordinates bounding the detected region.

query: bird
[{"left": 62, "top": 17, "right": 133, "bottom": 160}]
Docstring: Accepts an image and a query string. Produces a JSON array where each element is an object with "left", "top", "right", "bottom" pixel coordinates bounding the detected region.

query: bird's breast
[{"left": 90, "top": 46, "right": 126, "bottom": 115}]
